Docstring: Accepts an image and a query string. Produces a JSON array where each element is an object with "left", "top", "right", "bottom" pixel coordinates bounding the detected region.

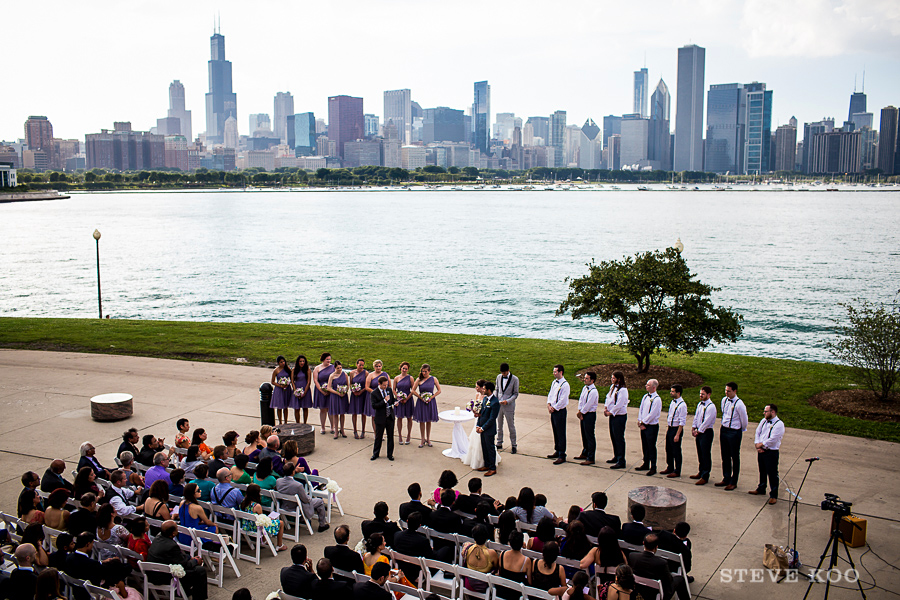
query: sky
[{"left": 5, "top": 0, "right": 900, "bottom": 142}]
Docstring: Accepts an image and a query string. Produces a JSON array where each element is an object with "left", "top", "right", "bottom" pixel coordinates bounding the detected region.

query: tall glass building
[
  {"left": 550, "top": 110, "right": 566, "bottom": 167},
  {"left": 289, "top": 112, "right": 316, "bottom": 156},
  {"left": 743, "top": 82, "right": 772, "bottom": 175},
  {"left": 474, "top": 81, "right": 491, "bottom": 154},
  {"left": 205, "top": 32, "right": 237, "bottom": 145},
  {"left": 634, "top": 68, "right": 649, "bottom": 118},
  {"left": 705, "top": 82, "right": 772, "bottom": 174},
  {"left": 674, "top": 44, "right": 705, "bottom": 171}
]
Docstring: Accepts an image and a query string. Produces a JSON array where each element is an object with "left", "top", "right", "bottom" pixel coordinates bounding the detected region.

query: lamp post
[
  {"left": 674, "top": 238, "right": 684, "bottom": 253},
  {"left": 93, "top": 229, "right": 102, "bottom": 318}
]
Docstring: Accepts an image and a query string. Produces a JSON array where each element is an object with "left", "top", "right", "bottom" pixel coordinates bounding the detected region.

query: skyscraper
[
  {"left": 526, "top": 116, "right": 549, "bottom": 144},
  {"left": 550, "top": 110, "right": 566, "bottom": 168},
  {"left": 801, "top": 118, "right": 834, "bottom": 173},
  {"left": 579, "top": 118, "right": 602, "bottom": 169},
  {"left": 674, "top": 44, "right": 705, "bottom": 171},
  {"left": 424, "top": 107, "right": 466, "bottom": 144},
  {"left": 634, "top": 68, "right": 649, "bottom": 118},
  {"left": 223, "top": 116, "right": 238, "bottom": 149},
  {"left": 649, "top": 79, "right": 671, "bottom": 170},
  {"left": 274, "top": 92, "right": 294, "bottom": 145},
  {"left": 384, "top": 89, "right": 412, "bottom": 145},
  {"left": 877, "top": 106, "right": 898, "bottom": 175},
  {"left": 743, "top": 82, "right": 772, "bottom": 175},
  {"left": 327, "top": 95, "right": 364, "bottom": 160},
  {"left": 602, "top": 116, "right": 622, "bottom": 150},
  {"left": 774, "top": 123, "right": 797, "bottom": 172},
  {"left": 848, "top": 91, "right": 866, "bottom": 123},
  {"left": 24, "top": 116, "right": 53, "bottom": 151},
  {"left": 204, "top": 31, "right": 237, "bottom": 145},
  {"left": 474, "top": 81, "right": 491, "bottom": 154},
  {"left": 168, "top": 81, "right": 192, "bottom": 142},
  {"left": 364, "top": 114, "right": 380, "bottom": 138},
  {"left": 249, "top": 114, "right": 271, "bottom": 134},
  {"left": 289, "top": 112, "right": 317, "bottom": 156}
]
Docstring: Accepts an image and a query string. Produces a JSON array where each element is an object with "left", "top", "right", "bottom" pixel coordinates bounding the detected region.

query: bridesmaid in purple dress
[
  {"left": 270, "top": 356, "right": 292, "bottom": 425},
  {"left": 393, "top": 361, "right": 415, "bottom": 446},
  {"left": 327, "top": 361, "right": 350, "bottom": 439},
  {"left": 291, "top": 355, "right": 312, "bottom": 424},
  {"left": 348, "top": 359, "right": 369, "bottom": 439},
  {"left": 311, "top": 352, "right": 335, "bottom": 435},
  {"left": 364, "top": 360, "right": 388, "bottom": 437},
  {"left": 411, "top": 363, "right": 442, "bottom": 448}
]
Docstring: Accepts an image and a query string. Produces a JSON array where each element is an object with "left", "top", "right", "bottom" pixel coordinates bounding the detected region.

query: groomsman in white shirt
[
  {"left": 748, "top": 404, "right": 785, "bottom": 505},
  {"left": 574, "top": 372, "right": 599, "bottom": 466},
  {"left": 661, "top": 385, "right": 688, "bottom": 478},
  {"left": 605, "top": 371, "right": 629, "bottom": 470},
  {"left": 690, "top": 386, "right": 716, "bottom": 485},
  {"left": 636, "top": 379, "right": 662, "bottom": 476},
  {"left": 546, "top": 364, "right": 570, "bottom": 465},
  {"left": 495, "top": 363, "right": 520, "bottom": 454},
  {"left": 716, "top": 382, "right": 748, "bottom": 490}
]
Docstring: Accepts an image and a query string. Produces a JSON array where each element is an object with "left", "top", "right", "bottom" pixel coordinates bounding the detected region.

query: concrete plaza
[{"left": 1, "top": 350, "right": 897, "bottom": 599}]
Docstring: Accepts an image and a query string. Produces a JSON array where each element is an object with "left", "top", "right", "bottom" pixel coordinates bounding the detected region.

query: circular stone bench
[
  {"left": 627, "top": 486, "right": 687, "bottom": 531},
  {"left": 91, "top": 393, "right": 134, "bottom": 421},
  {"left": 275, "top": 423, "right": 316, "bottom": 456}
]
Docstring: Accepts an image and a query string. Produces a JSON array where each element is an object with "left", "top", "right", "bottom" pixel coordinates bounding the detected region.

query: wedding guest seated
[
  {"left": 192, "top": 464, "right": 215, "bottom": 501},
  {"left": 561, "top": 505, "right": 582, "bottom": 532},
  {"left": 8, "top": 544, "right": 39, "bottom": 600},
  {"left": 248, "top": 425, "right": 275, "bottom": 462},
  {"left": 576, "top": 492, "right": 621, "bottom": 536},
  {"left": 147, "top": 521, "right": 208, "bottom": 600},
  {"left": 107, "top": 470, "right": 142, "bottom": 518},
  {"left": 362, "top": 533, "right": 390, "bottom": 575},
  {"left": 144, "top": 453, "right": 173, "bottom": 489},
  {"left": 142, "top": 480, "right": 172, "bottom": 521},
  {"left": 462, "top": 501, "right": 496, "bottom": 539},
  {"left": 222, "top": 431, "right": 240, "bottom": 459},
  {"left": 191, "top": 429, "right": 213, "bottom": 459},
  {"left": 560, "top": 520, "right": 592, "bottom": 577},
  {"left": 208, "top": 446, "right": 228, "bottom": 477},
  {"left": 178, "top": 446, "right": 204, "bottom": 477},
  {"left": 361, "top": 501, "right": 401, "bottom": 547},
  {"left": 21, "top": 523, "right": 50, "bottom": 567},
  {"left": 210, "top": 468, "right": 244, "bottom": 510},
  {"left": 628, "top": 533, "right": 689, "bottom": 600},
  {"left": 657, "top": 522, "right": 692, "bottom": 577},
  {"left": 178, "top": 483, "right": 218, "bottom": 545},
  {"left": 251, "top": 457, "right": 278, "bottom": 507},
  {"left": 503, "top": 496, "right": 517, "bottom": 511},
  {"left": 453, "top": 477, "right": 501, "bottom": 515},
  {"left": 117, "top": 428, "right": 140, "bottom": 459},
  {"left": 282, "top": 439, "right": 317, "bottom": 475},
  {"left": 43, "top": 489, "right": 71, "bottom": 530},
  {"left": 580, "top": 526, "right": 628, "bottom": 580},
  {"left": 169, "top": 468, "right": 186, "bottom": 497},
  {"left": 77, "top": 442, "right": 111, "bottom": 479},
  {"left": 137, "top": 434, "right": 168, "bottom": 466},
  {"left": 96, "top": 503, "right": 129, "bottom": 547},
  {"left": 511, "top": 487, "right": 555, "bottom": 525},
  {"left": 73, "top": 467, "right": 104, "bottom": 501},
  {"left": 312, "top": 558, "right": 353, "bottom": 600},
  {"left": 174, "top": 419, "right": 191, "bottom": 449},
  {"left": 241, "top": 430, "right": 262, "bottom": 456},
  {"left": 258, "top": 435, "right": 285, "bottom": 475},
  {"left": 17, "top": 488, "right": 44, "bottom": 525},
  {"left": 41, "top": 460, "right": 74, "bottom": 494},
  {"left": 429, "top": 470, "right": 460, "bottom": 507},
  {"left": 497, "top": 510, "right": 518, "bottom": 545},
  {"left": 353, "top": 561, "right": 394, "bottom": 600},
  {"left": 67, "top": 493, "right": 98, "bottom": 536},
  {"left": 429, "top": 489, "right": 464, "bottom": 563},
  {"left": 392, "top": 511, "right": 433, "bottom": 581},
  {"left": 20, "top": 471, "right": 42, "bottom": 506},
  {"left": 275, "top": 461, "right": 329, "bottom": 532},
  {"left": 324, "top": 525, "right": 365, "bottom": 582},
  {"left": 281, "top": 543, "right": 316, "bottom": 599},
  {"left": 605, "top": 565, "right": 636, "bottom": 600},
  {"left": 125, "top": 517, "right": 152, "bottom": 561},
  {"left": 117, "top": 452, "right": 144, "bottom": 487},
  {"left": 622, "top": 505, "right": 652, "bottom": 545},
  {"left": 231, "top": 454, "right": 253, "bottom": 484},
  {"left": 526, "top": 516, "right": 558, "bottom": 552},
  {"left": 49, "top": 533, "right": 75, "bottom": 570},
  {"left": 34, "top": 568, "right": 67, "bottom": 600},
  {"left": 528, "top": 541, "right": 567, "bottom": 596},
  {"left": 238, "top": 484, "right": 287, "bottom": 551},
  {"left": 563, "top": 571, "right": 591, "bottom": 600},
  {"left": 496, "top": 530, "right": 530, "bottom": 599},
  {"left": 460, "top": 524, "right": 499, "bottom": 593},
  {"left": 399, "top": 483, "right": 433, "bottom": 525}
]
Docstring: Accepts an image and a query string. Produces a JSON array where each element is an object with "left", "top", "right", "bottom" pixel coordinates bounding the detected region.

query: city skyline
[{"left": 4, "top": 1, "right": 899, "bottom": 142}]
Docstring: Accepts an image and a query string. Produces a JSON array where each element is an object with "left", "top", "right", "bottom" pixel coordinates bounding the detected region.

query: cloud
[{"left": 741, "top": 0, "right": 900, "bottom": 57}]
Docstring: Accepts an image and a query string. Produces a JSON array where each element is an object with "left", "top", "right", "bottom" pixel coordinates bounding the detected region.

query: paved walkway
[{"left": 1, "top": 350, "right": 897, "bottom": 599}]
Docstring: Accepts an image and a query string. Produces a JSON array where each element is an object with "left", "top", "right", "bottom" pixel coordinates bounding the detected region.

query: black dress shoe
[
  {"left": 317, "top": 524, "right": 330, "bottom": 532},
  {"left": 388, "top": 456, "right": 394, "bottom": 461},
  {"left": 547, "top": 454, "right": 559, "bottom": 459},
  {"left": 496, "top": 445, "right": 503, "bottom": 450},
  {"left": 635, "top": 464, "right": 649, "bottom": 471},
  {"left": 646, "top": 468, "right": 656, "bottom": 476},
  {"left": 573, "top": 455, "right": 587, "bottom": 461},
  {"left": 370, "top": 455, "right": 377, "bottom": 461},
  {"left": 511, "top": 447, "right": 517, "bottom": 454},
  {"left": 606, "top": 458, "right": 618, "bottom": 464},
  {"left": 552, "top": 458, "right": 566, "bottom": 465},
  {"left": 610, "top": 463, "right": 626, "bottom": 469}
]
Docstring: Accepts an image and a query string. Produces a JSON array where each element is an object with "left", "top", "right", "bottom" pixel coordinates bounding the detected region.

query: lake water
[{"left": 2, "top": 188, "right": 898, "bottom": 363}]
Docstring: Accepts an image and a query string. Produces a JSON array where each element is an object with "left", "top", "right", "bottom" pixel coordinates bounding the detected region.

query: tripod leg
[
  {"left": 803, "top": 532, "right": 837, "bottom": 600},
  {"left": 839, "top": 535, "right": 868, "bottom": 600}
]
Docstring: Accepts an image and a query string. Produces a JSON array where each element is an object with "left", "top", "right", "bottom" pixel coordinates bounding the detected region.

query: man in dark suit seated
[
  {"left": 77, "top": 442, "right": 111, "bottom": 479},
  {"left": 41, "top": 459, "right": 75, "bottom": 493},
  {"left": 628, "top": 533, "right": 689, "bottom": 600},
  {"left": 146, "top": 521, "right": 208, "bottom": 600},
  {"left": 64, "top": 533, "right": 130, "bottom": 600},
  {"left": 66, "top": 494, "right": 98, "bottom": 537},
  {"left": 621, "top": 505, "right": 653, "bottom": 545},
  {"left": 398, "top": 483, "right": 433, "bottom": 525},
  {"left": 281, "top": 543, "right": 316, "bottom": 599},
  {"left": 352, "top": 561, "right": 393, "bottom": 600},
  {"left": 429, "top": 489, "right": 463, "bottom": 563},
  {"left": 6, "top": 544, "right": 38, "bottom": 600},
  {"left": 324, "top": 525, "right": 365, "bottom": 583},
  {"left": 391, "top": 511, "right": 434, "bottom": 582},
  {"left": 361, "top": 501, "right": 401, "bottom": 547},
  {"left": 657, "top": 522, "right": 692, "bottom": 577},
  {"left": 311, "top": 558, "right": 353, "bottom": 600},
  {"left": 452, "top": 478, "right": 501, "bottom": 515},
  {"left": 576, "top": 491, "right": 621, "bottom": 536},
  {"left": 137, "top": 434, "right": 167, "bottom": 466}
]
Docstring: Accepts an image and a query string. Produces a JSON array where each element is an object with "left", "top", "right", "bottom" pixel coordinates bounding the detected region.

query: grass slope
[{"left": 1, "top": 317, "right": 897, "bottom": 443}]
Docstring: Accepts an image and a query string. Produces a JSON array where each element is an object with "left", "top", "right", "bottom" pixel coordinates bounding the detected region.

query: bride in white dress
[{"left": 462, "top": 385, "right": 500, "bottom": 469}]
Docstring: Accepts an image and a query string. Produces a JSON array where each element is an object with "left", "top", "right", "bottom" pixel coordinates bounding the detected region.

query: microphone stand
[{"left": 782, "top": 458, "right": 818, "bottom": 582}]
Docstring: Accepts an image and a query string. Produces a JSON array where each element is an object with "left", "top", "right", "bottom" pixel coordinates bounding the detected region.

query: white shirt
[
  {"left": 578, "top": 384, "right": 599, "bottom": 413},
  {"left": 605, "top": 386, "right": 629, "bottom": 416},
  {"left": 692, "top": 400, "right": 717, "bottom": 433},
  {"left": 547, "top": 377, "right": 570, "bottom": 410},
  {"left": 721, "top": 396, "right": 748, "bottom": 431},
  {"left": 638, "top": 393, "right": 661, "bottom": 425},
  {"left": 667, "top": 398, "right": 687, "bottom": 427},
  {"left": 108, "top": 485, "right": 137, "bottom": 517},
  {"left": 754, "top": 417, "right": 785, "bottom": 450}
]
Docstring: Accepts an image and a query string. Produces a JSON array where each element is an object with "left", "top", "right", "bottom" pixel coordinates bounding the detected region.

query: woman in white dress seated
[{"left": 463, "top": 379, "right": 500, "bottom": 469}]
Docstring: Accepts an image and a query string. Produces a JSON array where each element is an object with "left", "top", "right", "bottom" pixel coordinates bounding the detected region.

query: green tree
[
  {"left": 463, "top": 166, "right": 479, "bottom": 177},
  {"left": 84, "top": 172, "right": 97, "bottom": 182},
  {"left": 827, "top": 296, "right": 900, "bottom": 401},
  {"left": 556, "top": 247, "right": 744, "bottom": 372},
  {"left": 423, "top": 165, "right": 446, "bottom": 174},
  {"left": 448, "top": 166, "right": 460, "bottom": 175},
  {"left": 316, "top": 168, "right": 330, "bottom": 180}
]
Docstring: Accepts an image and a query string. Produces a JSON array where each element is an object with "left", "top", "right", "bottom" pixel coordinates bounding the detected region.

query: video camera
[{"left": 820, "top": 493, "right": 852, "bottom": 517}]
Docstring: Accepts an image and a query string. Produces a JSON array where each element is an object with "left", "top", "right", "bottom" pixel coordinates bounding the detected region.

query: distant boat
[{"left": 637, "top": 186, "right": 650, "bottom": 191}]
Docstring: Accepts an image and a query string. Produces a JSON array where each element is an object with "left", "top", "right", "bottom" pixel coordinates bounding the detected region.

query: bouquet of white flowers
[
  {"left": 265, "top": 592, "right": 280, "bottom": 600},
  {"left": 325, "top": 478, "right": 341, "bottom": 494},
  {"left": 354, "top": 538, "right": 367, "bottom": 554},
  {"left": 294, "top": 387, "right": 306, "bottom": 398},
  {"left": 336, "top": 384, "right": 348, "bottom": 395},
  {"left": 255, "top": 514, "right": 273, "bottom": 528},
  {"left": 465, "top": 399, "right": 479, "bottom": 413},
  {"left": 351, "top": 383, "right": 363, "bottom": 394},
  {"left": 421, "top": 392, "right": 434, "bottom": 404},
  {"left": 169, "top": 564, "right": 186, "bottom": 578},
  {"left": 276, "top": 376, "right": 291, "bottom": 387},
  {"left": 397, "top": 391, "right": 408, "bottom": 403}
]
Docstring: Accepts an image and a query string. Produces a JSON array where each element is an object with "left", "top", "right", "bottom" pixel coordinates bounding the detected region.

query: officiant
[{"left": 476, "top": 381, "right": 501, "bottom": 477}]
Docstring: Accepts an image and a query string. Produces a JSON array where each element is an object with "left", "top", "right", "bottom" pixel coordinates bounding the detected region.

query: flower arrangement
[
  {"left": 325, "top": 478, "right": 341, "bottom": 494},
  {"left": 354, "top": 538, "right": 367, "bottom": 554},
  {"left": 465, "top": 399, "right": 479, "bottom": 413},
  {"left": 265, "top": 592, "right": 280, "bottom": 600},
  {"left": 351, "top": 383, "right": 363, "bottom": 394},
  {"left": 336, "top": 384, "right": 348, "bottom": 395},
  {"left": 421, "top": 392, "right": 434, "bottom": 404},
  {"left": 169, "top": 564, "right": 186, "bottom": 578},
  {"left": 294, "top": 387, "right": 306, "bottom": 398},
  {"left": 276, "top": 376, "right": 291, "bottom": 387},
  {"left": 255, "top": 514, "right": 273, "bottom": 528},
  {"left": 397, "top": 391, "right": 408, "bottom": 404}
]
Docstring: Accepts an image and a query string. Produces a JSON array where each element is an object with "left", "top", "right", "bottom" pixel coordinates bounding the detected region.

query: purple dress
[
  {"left": 270, "top": 368, "right": 291, "bottom": 410},
  {"left": 313, "top": 365, "right": 335, "bottom": 410},
  {"left": 365, "top": 371, "right": 389, "bottom": 417},
  {"left": 293, "top": 369, "right": 312, "bottom": 409},
  {"left": 328, "top": 372, "right": 350, "bottom": 415},
  {"left": 394, "top": 374, "right": 415, "bottom": 419},
  {"left": 349, "top": 370, "right": 369, "bottom": 415},
  {"left": 413, "top": 376, "right": 439, "bottom": 422}
]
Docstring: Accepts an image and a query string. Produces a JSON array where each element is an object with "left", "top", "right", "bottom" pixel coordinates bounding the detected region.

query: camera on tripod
[{"left": 820, "top": 493, "right": 852, "bottom": 517}]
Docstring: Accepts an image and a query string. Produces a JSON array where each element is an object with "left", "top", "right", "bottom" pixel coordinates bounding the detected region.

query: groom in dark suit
[
  {"left": 476, "top": 381, "right": 501, "bottom": 476},
  {"left": 371, "top": 375, "right": 396, "bottom": 461}
]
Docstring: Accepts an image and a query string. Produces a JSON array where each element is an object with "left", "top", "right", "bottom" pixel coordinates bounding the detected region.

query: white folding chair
[
  {"left": 232, "top": 508, "right": 278, "bottom": 564},
  {"left": 422, "top": 558, "right": 458, "bottom": 600},
  {"left": 633, "top": 575, "right": 664, "bottom": 600},
  {"left": 488, "top": 574, "right": 527, "bottom": 600},
  {"left": 272, "top": 490, "right": 314, "bottom": 541},
  {"left": 354, "top": 572, "right": 370, "bottom": 584},
  {"left": 387, "top": 580, "right": 421, "bottom": 600},
  {"left": 138, "top": 561, "right": 189, "bottom": 600},
  {"left": 302, "top": 473, "right": 344, "bottom": 520},
  {"left": 277, "top": 591, "right": 305, "bottom": 600},
  {"left": 386, "top": 549, "right": 427, "bottom": 589},
  {"left": 189, "top": 527, "right": 241, "bottom": 587},
  {"left": 425, "top": 529, "right": 461, "bottom": 565},
  {"left": 521, "top": 584, "right": 555, "bottom": 600},
  {"left": 457, "top": 566, "right": 493, "bottom": 600},
  {"left": 58, "top": 572, "right": 88, "bottom": 600},
  {"left": 85, "top": 582, "right": 124, "bottom": 600},
  {"left": 209, "top": 504, "right": 239, "bottom": 542}
]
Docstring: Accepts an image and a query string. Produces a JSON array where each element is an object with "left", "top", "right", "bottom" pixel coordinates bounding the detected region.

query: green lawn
[{"left": 1, "top": 317, "right": 897, "bottom": 442}]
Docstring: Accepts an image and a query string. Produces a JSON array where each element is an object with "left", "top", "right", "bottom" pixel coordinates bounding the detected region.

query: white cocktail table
[{"left": 438, "top": 410, "right": 475, "bottom": 459}]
